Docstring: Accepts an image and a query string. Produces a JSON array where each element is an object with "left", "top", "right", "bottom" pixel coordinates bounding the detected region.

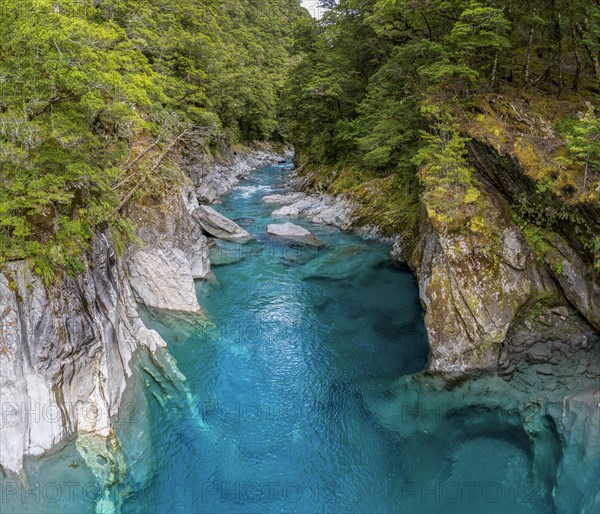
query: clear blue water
[
  {"left": 122, "top": 164, "right": 554, "bottom": 514},
  {"left": 129, "top": 164, "right": 431, "bottom": 513},
  {"left": 3, "top": 163, "right": 559, "bottom": 513}
]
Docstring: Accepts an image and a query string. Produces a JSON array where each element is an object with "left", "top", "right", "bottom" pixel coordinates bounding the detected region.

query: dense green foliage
[
  {"left": 284, "top": 0, "right": 600, "bottom": 166},
  {"left": 0, "top": 0, "right": 307, "bottom": 280},
  {"left": 2, "top": 0, "right": 599, "bottom": 279},
  {"left": 281, "top": 0, "right": 600, "bottom": 261}
]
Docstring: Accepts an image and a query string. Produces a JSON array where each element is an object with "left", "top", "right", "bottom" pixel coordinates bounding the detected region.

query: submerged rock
[
  {"left": 234, "top": 217, "right": 256, "bottom": 225},
  {"left": 300, "top": 244, "right": 382, "bottom": 280},
  {"left": 525, "top": 342, "right": 555, "bottom": 364},
  {"left": 547, "top": 386, "right": 600, "bottom": 514},
  {"left": 360, "top": 365, "right": 600, "bottom": 514},
  {"left": 193, "top": 205, "right": 252, "bottom": 241},
  {"left": 267, "top": 221, "right": 312, "bottom": 237},
  {"left": 209, "top": 240, "right": 261, "bottom": 266}
]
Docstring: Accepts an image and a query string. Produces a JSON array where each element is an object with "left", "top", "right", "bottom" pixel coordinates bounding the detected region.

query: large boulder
[
  {"left": 193, "top": 205, "right": 252, "bottom": 241},
  {"left": 266, "top": 222, "right": 324, "bottom": 246},
  {"left": 261, "top": 192, "right": 306, "bottom": 204},
  {"left": 300, "top": 244, "right": 384, "bottom": 280}
]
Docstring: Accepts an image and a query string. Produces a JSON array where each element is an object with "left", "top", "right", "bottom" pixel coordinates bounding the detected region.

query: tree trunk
[
  {"left": 491, "top": 51, "right": 499, "bottom": 89},
  {"left": 552, "top": 5, "right": 564, "bottom": 97},
  {"left": 571, "top": 23, "right": 582, "bottom": 91},
  {"left": 575, "top": 22, "right": 600, "bottom": 80},
  {"left": 524, "top": 10, "right": 537, "bottom": 85}
]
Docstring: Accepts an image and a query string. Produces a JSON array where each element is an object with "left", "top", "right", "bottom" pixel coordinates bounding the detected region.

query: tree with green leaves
[
  {"left": 567, "top": 105, "right": 600, "bottom": 190},
  {"left": 0, "top": 0, "right": 308, "bottom": 281}
]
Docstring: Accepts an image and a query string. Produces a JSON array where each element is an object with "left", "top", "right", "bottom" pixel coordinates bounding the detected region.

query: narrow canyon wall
[
  {"left": 0, "top": 148, "right": 284, "bottom": 479},
  {"left": 0, "top": 234, "right": 167, "bottom": 478}
]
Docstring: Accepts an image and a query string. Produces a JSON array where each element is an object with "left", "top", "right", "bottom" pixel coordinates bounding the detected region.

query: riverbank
[
  {"left": 1, "top": 148, "right": 598, "bottom": 513},
  {"left": 0, "top": 145, "right": 289, "bottom": 512}
]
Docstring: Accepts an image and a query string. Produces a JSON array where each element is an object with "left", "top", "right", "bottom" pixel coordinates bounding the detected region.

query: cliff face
[
  {"left": 0, "top": 148, "right": 283, "bottom": 480},
  {"left": 411, "top": 140, "right": 600, "bottom": 373},
  {"left": 468, "top": 139, "right": 600, "bottom": 333},
  {"left": 289, "top": 116, "right": 599, "bottom": 376},
  {"left": 125, "top": 184, "right": 210, "bottom": 314},
  {"left": 408, "top": 106, "right": 600, "bottom": 375},
  {"left": 0, "top": 234, "right": 167, "bottom": 478},
  {"left": 412, "top": 202, "right": 556, "bottom": 373}
]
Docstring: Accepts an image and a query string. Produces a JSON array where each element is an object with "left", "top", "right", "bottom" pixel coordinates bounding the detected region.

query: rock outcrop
[
  {"left": 0, "top": 235, "right": 166, "bottom": 478},
  {"left": 0, "top": 147, "right": 286, "bottom": 481},
  {"left": 127, "top": 247, "right": 202, "bottom": 313},
  {"left": 412, "top": 202, "right": 557, "bottom": 373},
  {"left": 468, "top": 139, "right": 600, "bottom": 334},
  {"left": 188, "top": 148, "right": 292, "bottom": 204},
  {"left": 263, "top": 192, "right": 355, "bottom": 231},
  {"left": 543, "top": 233, "right": 600, "bottom": 331},
  {"left": 124, "top": 183, "right": 211, "bottom": 318}
]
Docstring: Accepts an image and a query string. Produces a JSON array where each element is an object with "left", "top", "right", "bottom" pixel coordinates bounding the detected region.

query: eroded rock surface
[
  {"left": 412, "top": 202, "right": 556, "bottom": 374},
  {"left": 0, "top": 236, "right": 166, "bottom": 477},
  {"left": 0, "top": 146, "right": 293, "bottom": 492},
  {"left": 127, "top": 248, "right": 201, "bottom": 313},
  {"left": 266, "top": 222, "right": 324, "bottom": 246},
  {"left": 264, "top": 192, "right": 355, "bottom": 231},
  {"left": 0, "top": 147, "right": 286, "bottom": 479}
]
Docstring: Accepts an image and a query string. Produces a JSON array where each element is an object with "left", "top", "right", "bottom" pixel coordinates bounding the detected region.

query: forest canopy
[
  {"left": 0, "top": 0, "right": 307, "bottom": 281},
  {"left": 281, "top": 0, "right": 600, "bottom": 266},
  {"left": 1, "top": 0, "right": 599, "bottom": 280}
]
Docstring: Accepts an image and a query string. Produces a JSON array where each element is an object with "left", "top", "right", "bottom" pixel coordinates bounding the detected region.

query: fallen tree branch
[
  {"left": 111, "top": 135, "right": 163, "bottom": 191},
  {"left": 115, "top": 129, "right": 189, "bottom": 212}
]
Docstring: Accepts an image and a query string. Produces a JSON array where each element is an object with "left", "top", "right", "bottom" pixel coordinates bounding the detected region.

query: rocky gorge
[
  {"left": 261, "top": 143, "right": 600, "bottom": 512},
  {"left": 0, "top": 141, "right": 598, "bottom": 512}
]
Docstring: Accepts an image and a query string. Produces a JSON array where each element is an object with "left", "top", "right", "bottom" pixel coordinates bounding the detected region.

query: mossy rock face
[
  {"left": 294, "top": 93, "right": 599, "bottom": 376},
  {"left": 542, "top": 234, "right": 600, "bottom": 332},
  {"left": 414, "top": 182, "right": 556, "bottom": 374},
  {"left": 417, "top": 101, "right": 599, "bottom": 373}
]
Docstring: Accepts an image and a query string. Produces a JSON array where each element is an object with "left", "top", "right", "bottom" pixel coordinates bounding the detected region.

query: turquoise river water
[{"left": 4, "top": 162, "right": 561, "bottom": 513}]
